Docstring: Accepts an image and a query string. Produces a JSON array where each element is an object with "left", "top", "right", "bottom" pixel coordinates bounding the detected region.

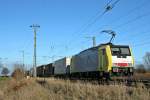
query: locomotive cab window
[
  {"left": 111, "top": 48, "right": 120, "bottom": 55},
  {"left": 111, "top": 46, "right": 131, "bottom": 56},
  {"left": 120, "top": 48, "right": 130, "bottom": 55}
]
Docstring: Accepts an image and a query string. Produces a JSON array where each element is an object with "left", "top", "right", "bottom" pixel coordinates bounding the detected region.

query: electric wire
[
  {"left": 91, "top": 0, "right": 150, "bottom": 33},
  {"left": 80, "top": 0, "right": 120, "bottom": 33},
  {"left": 114, "top": 11, "right": 150, "bottom": 30},
  {"left": 133, "top": 41, "right": 150, "bottom": 47},
  {"left": 66, "top": 0, "right": 121, "bottom": 54},
  {"left": 117, "top": 29, "right": 150, "bottom": 43}
]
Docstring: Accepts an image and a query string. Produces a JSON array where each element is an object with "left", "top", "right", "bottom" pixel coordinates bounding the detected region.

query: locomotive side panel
[{"left": 71, "top": 48, "right": 99, "bottom": 73}]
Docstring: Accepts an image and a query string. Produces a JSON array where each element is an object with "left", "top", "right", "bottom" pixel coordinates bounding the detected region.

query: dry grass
[
  {"left": 134, "top": 72, "right": 150, "bottom": 79},
  {"left": 0, "top": 77, "right": 149, "bottom": 100}
]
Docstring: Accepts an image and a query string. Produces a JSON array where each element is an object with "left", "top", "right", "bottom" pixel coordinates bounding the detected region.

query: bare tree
[
  {"left": 143, "top": 52, "right": 150, "bottom": 70},
  {"left": 1, "top": 67, "right": 9, "bottom": 76}
]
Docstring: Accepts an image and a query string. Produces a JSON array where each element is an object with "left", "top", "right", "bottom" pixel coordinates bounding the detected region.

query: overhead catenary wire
[
  {"left": 113, "top": 11, "right": 150, "bottom": 30},
  {"left": 115, "top": 22, "right": 150, "bottom": 44},
  {"left": 95, "top": 11, "right": 150, "bottom": 36},
  {"left": 115, "top": 20, "right": 150, "bottom": 43},
  {"left": 72, "top": 0, "right": 120, "bottom": 38},
  {"left": 66, "top": 0, "right": 121, "bottom": 54},
  {"left": 68, "top": 0, "right": 112, "bottom": 39},
  {"left": 91, "top": 0, "right": 150, "bottom": 33},
  {"left": 106, "top": 0, "right": 113, "bottom": 6},
  {"left": 110, "top": 12, "right": 150, "bottom": 44},
  {"left": 117, "top": 29, "right": 150, "bottom": 43},
  {"left": 133, "top": 41, "right": 150, "bottom": 47},
  {"left": 112, "top": 0, "right": 149, "bottom": 24},
  {"left": 80, "top": 0, "right": 114, "bottom": 32},
  {"left": 111, "top": 0, "right": 121, "bottom": 8},
  {"left": 66, "top": 0, "right": 149, "bottom": 66},
  {"left": 80, "top": 0, "right": 120, "bottom": 33},
  {"left": 117, "top": 22, "right": 150, "bottom": 37}
]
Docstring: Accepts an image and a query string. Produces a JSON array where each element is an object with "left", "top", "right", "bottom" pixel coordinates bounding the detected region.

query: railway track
[
  {"left": 36, "top": 76, "right": 150, "bottom": 89},
  {"left": 98, "top": 79, "right": 150, "bottom": 88},
  {"left": 68, "top": 77, "right": 150, "bottom": 88}
]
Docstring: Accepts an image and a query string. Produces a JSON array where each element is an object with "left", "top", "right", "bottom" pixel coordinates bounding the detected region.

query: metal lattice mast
[
  {"left": 92, "top": 36, "right": 96, "bottom": 47},
  {"left": 30, "top": 24, "right": 40, "bottom": 77},
  {"left": 85, "top": 36, "right": 96, "bottom": 47}
]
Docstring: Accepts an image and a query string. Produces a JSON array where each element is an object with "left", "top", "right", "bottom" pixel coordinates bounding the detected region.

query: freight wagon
[
  {"left": 44, "top": 63, "right": 54, "bottom": 77},
  {"left": 36, "top": 65, "right": 44, "bottom": 77},
  {"left": 36, "top": 63, "right": 54, "bottom": 77},
  {"left": 54, "top": 57, "right": 71, "bottom": 77}
]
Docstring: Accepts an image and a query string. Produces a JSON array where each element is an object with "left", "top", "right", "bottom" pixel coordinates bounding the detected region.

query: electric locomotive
[{"left": 70, "top": 43, "right": 134, "bottom": 79}]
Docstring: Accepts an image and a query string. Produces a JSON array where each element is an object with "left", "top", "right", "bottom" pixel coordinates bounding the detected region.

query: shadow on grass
[{"left": 36, "top": 79, "right": 47, "bottom": 87}]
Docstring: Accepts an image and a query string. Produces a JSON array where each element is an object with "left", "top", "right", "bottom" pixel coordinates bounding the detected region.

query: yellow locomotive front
[{"left": 98, "top": 44, "right": 134, "bottom": 77}]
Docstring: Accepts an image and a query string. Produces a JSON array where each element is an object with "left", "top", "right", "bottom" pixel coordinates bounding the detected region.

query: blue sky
[{"left": 0, "top": 0, "right": 150, "bottom": 71}]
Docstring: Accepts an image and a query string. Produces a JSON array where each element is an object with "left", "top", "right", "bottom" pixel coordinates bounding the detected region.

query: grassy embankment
[{"left": 0, "top": 77, "right": 150, "bottom": 100}]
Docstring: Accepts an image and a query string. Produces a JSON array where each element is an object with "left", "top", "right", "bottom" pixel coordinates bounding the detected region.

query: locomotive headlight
[
  {"left": 113, "top": 67, "right": 118, "bottom": 72},
  {"left": 129, "top": 68, "right": 133, "bottom": 72}
]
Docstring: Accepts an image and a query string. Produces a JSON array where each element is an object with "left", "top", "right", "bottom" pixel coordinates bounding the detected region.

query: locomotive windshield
[
  {"left": 120, "top": 48, "right": 130, "bottom": 55},
  {"left": 111, "top": 46, "right": 131, "bottom": 56}
]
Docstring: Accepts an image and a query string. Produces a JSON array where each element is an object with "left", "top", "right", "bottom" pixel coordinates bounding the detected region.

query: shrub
[{"left": 11, "top": 68, "right": 25, "bottom": 81}]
